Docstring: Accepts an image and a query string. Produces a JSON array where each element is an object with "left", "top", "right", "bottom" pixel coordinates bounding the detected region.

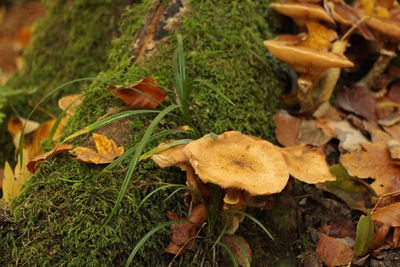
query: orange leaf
[
  {"left": 340, "top": 142, "right": 400, "bottom": 195},
  {"left": 372, "top": 202, "right": 400, "bottom": 227},
  {"left": 70, "top": 133, "right": 124, "bottom": 164},
  {"left": 27, "top": 143, "right": 73, "bottom": 173},
  {"left": 316, "top": 233, "right": 353, "bottom": 267},
  {"left": 108, "top": 76, "right": 166, "bottom": 108}
]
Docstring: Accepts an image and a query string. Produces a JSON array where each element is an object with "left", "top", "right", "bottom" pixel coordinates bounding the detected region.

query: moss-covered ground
[{"left": 0, "top": 0, "right": 291, "bottom": 265}]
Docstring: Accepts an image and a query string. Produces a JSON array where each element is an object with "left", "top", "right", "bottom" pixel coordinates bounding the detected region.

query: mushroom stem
[{"left": 356, "top": 46, "right": 397, "bottom": 90}]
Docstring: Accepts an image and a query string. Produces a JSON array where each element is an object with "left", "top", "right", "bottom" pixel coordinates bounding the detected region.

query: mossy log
[{"left": 0, "top": 0, "right": 298, "bottom": 265}]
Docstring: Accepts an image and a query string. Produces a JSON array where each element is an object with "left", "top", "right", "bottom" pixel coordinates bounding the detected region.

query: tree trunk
[{"left": 0, "top": 0, "right": 296, "bottom": 265}]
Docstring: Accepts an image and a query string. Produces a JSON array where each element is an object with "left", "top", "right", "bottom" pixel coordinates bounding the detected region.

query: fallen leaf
[
  {"left": 272, "top": 110, "right": 302, "bottom": 147},
  {"left": 318, "top": 218, "right": 356, "bottom": 239},
  {"left": 354, "top": 212, "right": 375, "bottom": 256},
  {"left": 340, "top": 142, "right": 400, "bottom": 195},
  {"left": 27, "top": 143, "right": 73, "bottom": 173},
  {"left": 221, "top": 234, "right": 252, "bottom": 266},
  {"left": 316, "top": 233, "right": 353, "bottom": 267},
  {"left": 70, "top": 133, "right": 124, "bottom": 164},
  {"left": 372, "top": 202, "right": 400, "bottom": 227},
  {"left": 335, "top": 85, "right": 378, "bottom": 122},
  {"left": 2, "top": 149, "right": 32, "bottom": 203},
  {"left": 165, "top": 204, "right": 206, "bottom": 255},
  {"left": 318, "top": 164, "right": 373, "bottom": 211},
  {"left": 388, "top": 140, "right": 400, "bottom": 159},
  {"left": 298, "top": 119, "right": 331, "bottom": 146},
  {"left": 279, "top": 144, "right": 336, "bottom": 183},
  {"left": 108, "top": 76, "right": 166, "bottom": 108},
  {"left": 324, "top": 120, "right": 369, "bottom": 152}
]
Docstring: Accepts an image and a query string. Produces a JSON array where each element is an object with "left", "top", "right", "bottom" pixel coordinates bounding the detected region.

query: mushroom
[
  {"left": 58, "top": 94, "right": 82, "bottom": 116},
  {"left": 264, "top": 39, "right": 354, "bottom": 111},
  {"left": 271, "top": 2, "right": 335, "bottom": 26},
  {"left": 151, "top": 141, "right": 210, "bottom": 199},
  {"left": 183, "top": 131, "right": 290, "bottom": 197},
  {"left": 151, "top": 131, "right": 335, "bottom": 234}
]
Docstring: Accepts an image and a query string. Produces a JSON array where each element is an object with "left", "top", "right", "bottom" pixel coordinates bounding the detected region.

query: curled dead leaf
[
  {"left": 273, "top": 110, "right": 302, "bottom": 147},
  {"left": 372, "top": 202, "right": 400, "bottom": 227},
  {"left": 221, "top": 234, "right": 252, "bottom": 266},
  {"left": 316, "top": 233, "right": 353, "bottom": 267},
  {"left": 108, "top": 76, "right": 166, "bottom": 108},
  {"left": 27, "top": 143, "right": 73, "bottom": 173},
  {"left": 70, "top": 133, "right": 124, "bottom": 164},
  {"left": 165, "top": 204, "right": 206, "bottom": 255},
  {"left": 340, "top": 142, "right": 400, "bottom": 195}
]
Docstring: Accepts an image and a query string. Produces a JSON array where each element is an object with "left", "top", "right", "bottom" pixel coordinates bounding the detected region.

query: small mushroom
[
  {"left": 184, "top": 131, "right": 290, "bottom": 197},
  {"left": 264, "top": 39, "right": 354, "bottom": 111},
  {"left": 58, "top": 94, "right": 82, "bottom": 116}
]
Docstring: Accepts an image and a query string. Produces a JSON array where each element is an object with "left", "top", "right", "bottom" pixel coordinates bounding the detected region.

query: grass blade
[
  {"left": 93, "top": 129, "right": 190, "bottom": 179},
  {"left": 216, "top": 242, "right": 239, "bottom": 267},
  {"left": 139, "top": 138, "right": 193, "bottom": 160},
  {"left": 195, "top": 78, "right": 235, "bottom": 106},
  {"left": 226, "top": 209, "right": 274, "bottom": 240},
  {"left": 125, "top": 220, "right": 187, "bottom": 267},
  {"left": 133, "top": 184, "right": 184, "bottom": 216},
  {"left": 97, "top": 105, "right": 178, "bottom": 234},
  {"left": 62, "top": 110, "right": 159, "bottom": 143}
]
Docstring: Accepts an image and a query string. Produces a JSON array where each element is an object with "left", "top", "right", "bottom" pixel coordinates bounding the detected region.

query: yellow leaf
[
  {"left": 2, "top": 149, "right": 32, "bottom": 203},
  {"left": 70, "top": 133, "right": 124, "bottom": 164}
]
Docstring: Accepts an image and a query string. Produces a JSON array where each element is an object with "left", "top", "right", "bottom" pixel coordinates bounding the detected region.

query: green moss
[
  {"left": 1, "top": 0, "right": 288, "bottom": 265},
  {"left": 0, "top": 0, "right": 132, "bottom": 164}
]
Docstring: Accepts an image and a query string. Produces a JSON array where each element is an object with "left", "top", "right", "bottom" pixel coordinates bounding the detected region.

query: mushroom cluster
[
  {"left": 152, "top": 131, "right": 335, "bottom": 234},
  {"left": 265, "top": 0, "right": 400, "bottom": 114}
]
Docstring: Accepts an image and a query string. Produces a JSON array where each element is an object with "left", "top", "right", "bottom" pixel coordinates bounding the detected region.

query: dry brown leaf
[
  {"left": 70, "top": 133, "right": 124, "bottom": 164},
  {"left": 279, "top": 144, "right": 336, "bottom": 183},
  {"left": 335, "top": 86, "right": 378, "bottom": 122},
  {"left": 340, "top": 142, "right": 400, "bottom": 195},
  {"left": 2, "top": 149, "right": 32, "bottom": 203},
  {"left": 316, "top": 233, "right": 353, "bottom": 267},
  {"left": 108, "top": 76, "right": 166, "bottom": 108},
  {"left": 221, "top": 234, "right": 252, "bottom": 266},
  {"left": 272, "top": 110, "right": 302, "bottom": 147},
  {"left": 165, "top": 204, "right": 206, "bottom": 255},
  {"left": 325, "top": 120, "right": 369, "bottom": 152},
  {"left": 27, "top": 143, "right": 73, "bottom": 173},
  {"left": 299, "top": 119, "right": 332, "bottom": 146},
  {"left": 372, "top": 202, "right": 400, "bottom": 226}
]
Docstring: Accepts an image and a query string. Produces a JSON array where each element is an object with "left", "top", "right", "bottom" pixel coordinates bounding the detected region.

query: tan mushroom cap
[
  {"left": 278, "top": 144, "right": 336, "bottom": 183},
  {"left": 271, "top": 3, "right": 335, "bottom": 24},
  {"left": 58, "top": 94, "right": 83, "bottom": 116},
  {"left": 183, "top": 131, "right": 289, "bottom": 196},
  {"left": 364, "top": 17, "right": 400, "bottom": 42},
  {"left": 151, "top": 143, "right": 189, "bottom": 168},
  {"left": 264, "top": 40, "right": 354, "bottom": 71}
]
